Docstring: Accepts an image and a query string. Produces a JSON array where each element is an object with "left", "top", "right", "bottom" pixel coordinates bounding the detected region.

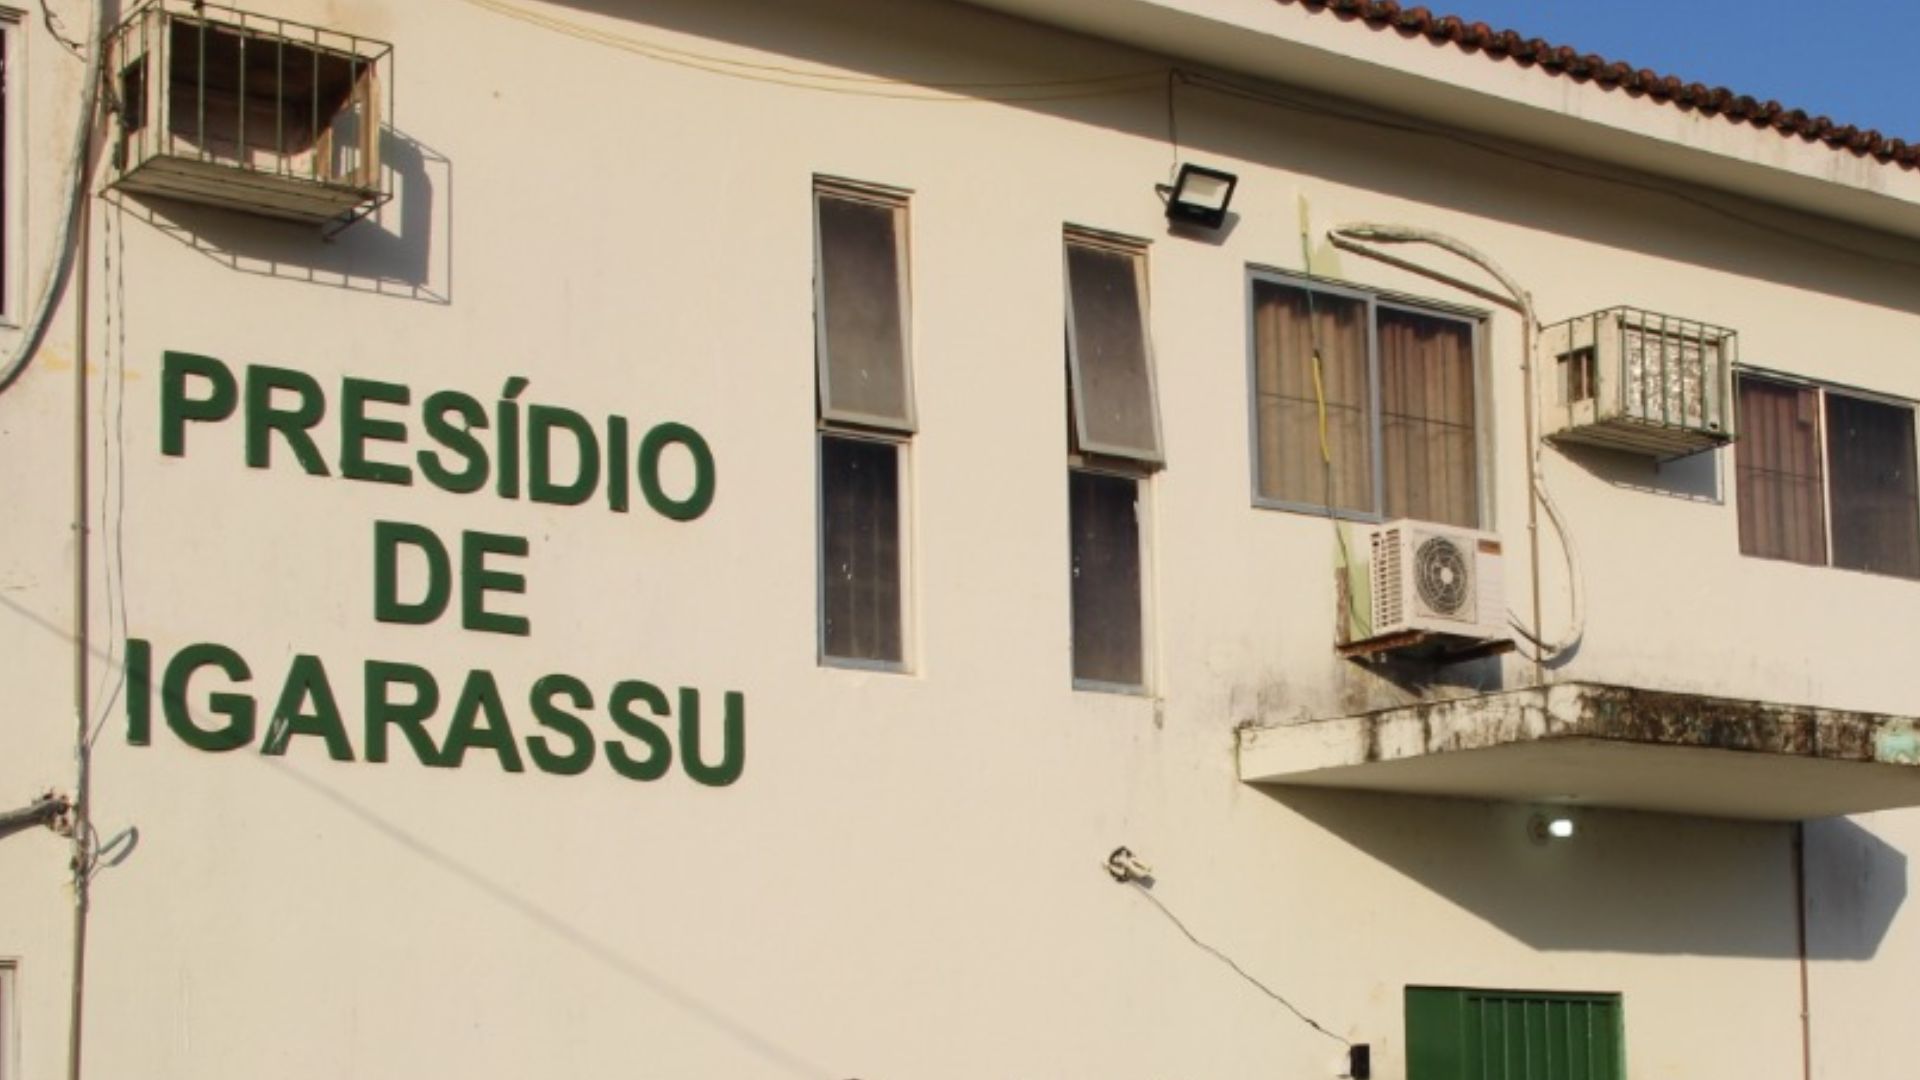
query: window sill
[
  {"left": 1250, "top": 496, "right": 1383, "bottom": 524},
  {"left": 820, "top": 655, "right": 913, "bottom": 676},
  {"left": 1739, "top": 549, "right": 1920, "bottom": 583},
  {"left": 1073, "top": 677, "right": 1150, "bottom": 697}
]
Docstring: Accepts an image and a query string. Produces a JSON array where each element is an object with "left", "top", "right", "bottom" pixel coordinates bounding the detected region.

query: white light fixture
[
  {"left": 1529, "top": 813, "right": 1576, "bottom": 842},
  {"left": 1162, "top": 163, "right": 1238, "bottom": 229}
]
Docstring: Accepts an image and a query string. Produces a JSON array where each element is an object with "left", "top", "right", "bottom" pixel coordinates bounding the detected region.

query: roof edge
[{"left": 960, "top": 0, "right": 1920, "bottom": 240}]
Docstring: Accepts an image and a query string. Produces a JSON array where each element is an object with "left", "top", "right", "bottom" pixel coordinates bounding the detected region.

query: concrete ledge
[{"left": 1238, "top": 682, "right": 1920, "bottom": 820}]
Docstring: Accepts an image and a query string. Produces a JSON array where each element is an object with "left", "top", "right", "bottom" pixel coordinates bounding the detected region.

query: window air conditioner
[
  {"left": 1538, "top": 307, "right": 1737, "bottom": 460},
  {"left": 1343, "top": 520, "right": 1509, "bottom": 654}
]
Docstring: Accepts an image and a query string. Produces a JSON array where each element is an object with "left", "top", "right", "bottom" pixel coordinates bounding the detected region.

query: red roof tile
[{"left": 1277, "top": 0, "right": 1918, "bottom": 170}]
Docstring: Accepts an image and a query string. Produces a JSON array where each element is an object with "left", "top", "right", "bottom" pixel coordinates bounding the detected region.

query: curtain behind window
[
  {"left": 1379, "top": 309, "right": 1478, "bottom": 528},
  {"left": 1735, "top": 376, "right": 1827, "bottom": 566},
  {"left": 1252, "top": 281, "right": 1371, "bottom": 513}
]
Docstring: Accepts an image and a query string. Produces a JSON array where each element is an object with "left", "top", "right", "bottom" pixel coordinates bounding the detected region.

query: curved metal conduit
[{"left": 1326, "top": 223, "right": 1586, "bottom": 673}]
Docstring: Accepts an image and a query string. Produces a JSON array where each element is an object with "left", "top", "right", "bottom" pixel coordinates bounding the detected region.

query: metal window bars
[
  {"left": 106, "top": 0, "right": 392, "bottom": 229},
  {"left": 1539, "top": 306, "right": 1738, "bottom": 460}
]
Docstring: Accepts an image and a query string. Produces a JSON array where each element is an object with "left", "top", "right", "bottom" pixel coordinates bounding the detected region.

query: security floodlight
[{"left": 1163, "top": 163, "right": 1238, "bottom": 229}]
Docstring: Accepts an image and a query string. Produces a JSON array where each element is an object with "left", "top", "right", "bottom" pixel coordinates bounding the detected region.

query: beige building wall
[{"left": 0, "top": 0, "right": 1915, "bottom": 1077}]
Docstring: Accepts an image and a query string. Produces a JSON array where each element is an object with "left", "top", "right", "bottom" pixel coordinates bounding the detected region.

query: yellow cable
[
  {"left": 1299, "top": 198, "right": 1334, "bottom": 468},
  {"left": 1310, "top": 349, "right": 1332, "bottom": 465}
]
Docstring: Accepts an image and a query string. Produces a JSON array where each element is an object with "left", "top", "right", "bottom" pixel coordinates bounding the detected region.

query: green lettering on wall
[
  {"left": 528, "top": 406, "right": 600, "bottom": 506},
  {"left": 496, "top": 377, "right": 529, "bottom": 500},
  {"left": 125, "top": 638, "right": 153, "bottom": 746},
  {"left": 374, "top": 521, "right": 452, "bottom": 626},
  {"left": 606, "top": 416, "right": 630, "bottom": 513},
  {"left": 162, "top": 643, "right": 256, "bottom": 752},
  {"left": 461, "top": 530, "right": 531, "bottom": 636},
  {"left": 418, "top": 390, "right": 490, "bottom": 494},
  {"left": 637, "top": 422, "right": 716, "bottom": 521},
  {"left": 605, "top": 680, "right": 673, "bottom": 781},
  {"left": 679, "top": 689, "right": 745, "bottom": 787},
  {"left": 262, "top": 654, "right": 355, "bottom": 761},
  {"left": 528, "top": 674, "right": 597, "bottom": 776},
  {"left": 160, "top": 352, "right": 237, "bottom": 457},
  {"left": 364, "top": 660, "right": 445, "bottom": 766},
  {"left": 245, "top": 364, "right": 330, "bottom": 476},
  {"left": 340, "top": 377, "right": 414, "bottom": 486},
  {"left": 442, "top": 669, "right": 525, "bottom": 772}
]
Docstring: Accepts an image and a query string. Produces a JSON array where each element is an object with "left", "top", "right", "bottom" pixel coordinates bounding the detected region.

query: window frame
[
  {"left": 1066, "top": 462, "right": 1155, "bottom": 695},
  {"left": 813, "top": 176, "right": 916, "bottom": 672},
  {"left": 0, "top": 960, "right": 15, "bottom": 1080},
  {"left": 0, "top": 12, "right": 23, "bottom": 328},
  {"left": 812, "top": 177, "right": 917, "bottom": 434},
  {"left": 1062, "top": 226, "right": 1164, "bottom": 465},
  {"left": 815, "top": 429, "right": 913, "bottom": 672},
  {"left": 1244, "top": 265, "right": 1491, "bottom": 527},
  {"left": 1062, "top": 226, "right": 1159, "bottom": 694},
  {"left": 1735, "top": 365, "right": 1920, "bottom": 580}
]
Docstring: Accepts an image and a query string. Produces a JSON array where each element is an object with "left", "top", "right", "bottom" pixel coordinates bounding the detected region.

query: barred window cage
[
  {"left": 1539, "top": 307, "right": 1737, "bottom": 460},
  {"left": 107, "top": 1, "right": 392, "bottom": 227}
]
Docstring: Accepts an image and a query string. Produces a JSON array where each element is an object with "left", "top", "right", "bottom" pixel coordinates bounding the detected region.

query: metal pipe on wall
[{"left": 68, "top": 8, "right": 118, "bottom": 1077}]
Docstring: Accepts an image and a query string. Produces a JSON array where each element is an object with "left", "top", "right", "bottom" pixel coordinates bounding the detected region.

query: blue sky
[{"left": 1421, "top": 1, "right": 1919, "bottom": 140}]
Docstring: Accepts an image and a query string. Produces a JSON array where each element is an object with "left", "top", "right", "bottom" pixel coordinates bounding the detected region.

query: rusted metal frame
[{"left": 1335, "top": 629, "right": 1515, "bottom": 662}]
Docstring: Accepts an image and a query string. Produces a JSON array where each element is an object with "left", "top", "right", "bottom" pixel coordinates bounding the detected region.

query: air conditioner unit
[
  {"left": 1538, "top": 307, "right": 1737, "bottom": 460},
  {"left": 1341, "top": 520, "right": 1509, "bottom": 656},
  {"left": 106, "top": 1, "right": 391, "bottom": 228}
]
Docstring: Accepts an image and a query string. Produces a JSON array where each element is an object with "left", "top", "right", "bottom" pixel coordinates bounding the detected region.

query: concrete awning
[{"left": 1237, "top": 682, "right": 1920, "bottom": 820}]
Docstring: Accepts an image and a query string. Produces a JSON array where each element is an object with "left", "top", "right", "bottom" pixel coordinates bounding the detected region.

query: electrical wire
[
  {"left": 1125, "top": 880, "right": 1350, "bottom": 1048},
  {"left": 39, "top": 0, "right": 87, "bottom": 58},
  {"left": 1164, "top": 68, "right": 1181, "bottom": 184},
  {"left": 1327, "top": 224, "right": 1586, "bottom": 659},
  {"left": 86, "top": 197, "right": 130, "bottom": 751},
  {"left": 1177, "top": 68, "right": 1920, "bottom": 276},
  {"left": 458, "top": 0, "right": 1164, "bottom": 103},
  {"left": 1296, "top": 207, "right": 1368, "bottom": 635},
  {"left": 0, "top": 0, "right": 107, "bottom": 397}
]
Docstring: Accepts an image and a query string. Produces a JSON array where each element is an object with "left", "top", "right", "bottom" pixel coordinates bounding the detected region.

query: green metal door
[{"left": 1406, "top": 987, "right": 1623, "bottom": 1080}]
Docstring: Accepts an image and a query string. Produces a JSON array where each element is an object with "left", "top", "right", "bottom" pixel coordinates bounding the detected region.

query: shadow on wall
[
  {"left": 1553, "top": 441, "right": 1724, "bottom": 504},
  {"left": 531, "top": 0, "right": 1920, "bottom": 315},
  {"left": 108, "top": 127, "right": 452, "bottom": 305},
  {"left": 1263, "top": 786, "right": 1903, "bottom": 960},
  {"left": 1805, "top": 816, "right": 1911, "bottom": 963}
]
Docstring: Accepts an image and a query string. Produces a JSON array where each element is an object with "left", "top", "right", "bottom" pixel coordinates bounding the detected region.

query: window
[
  {"left": 1248, "top": 272, "right": 1482, "bottom": 527},
  {"left": 1064, "top": 230, "right": 1159, "bottom": 690},
  {"left": 0, "top": 18, "right": 16, "bottom": 321},
  {"left": 1406, "top": 987, "right": 1623, "bottom": 1080},
  {"left": 815, "top": 180, "right": 914, "bottom": 668},
  {"left": 0, "top": 962, "right": 13, "bottom": 1080},
  {"left": 1736, "top": 372, "right": 1920, "bottom": 579}
]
